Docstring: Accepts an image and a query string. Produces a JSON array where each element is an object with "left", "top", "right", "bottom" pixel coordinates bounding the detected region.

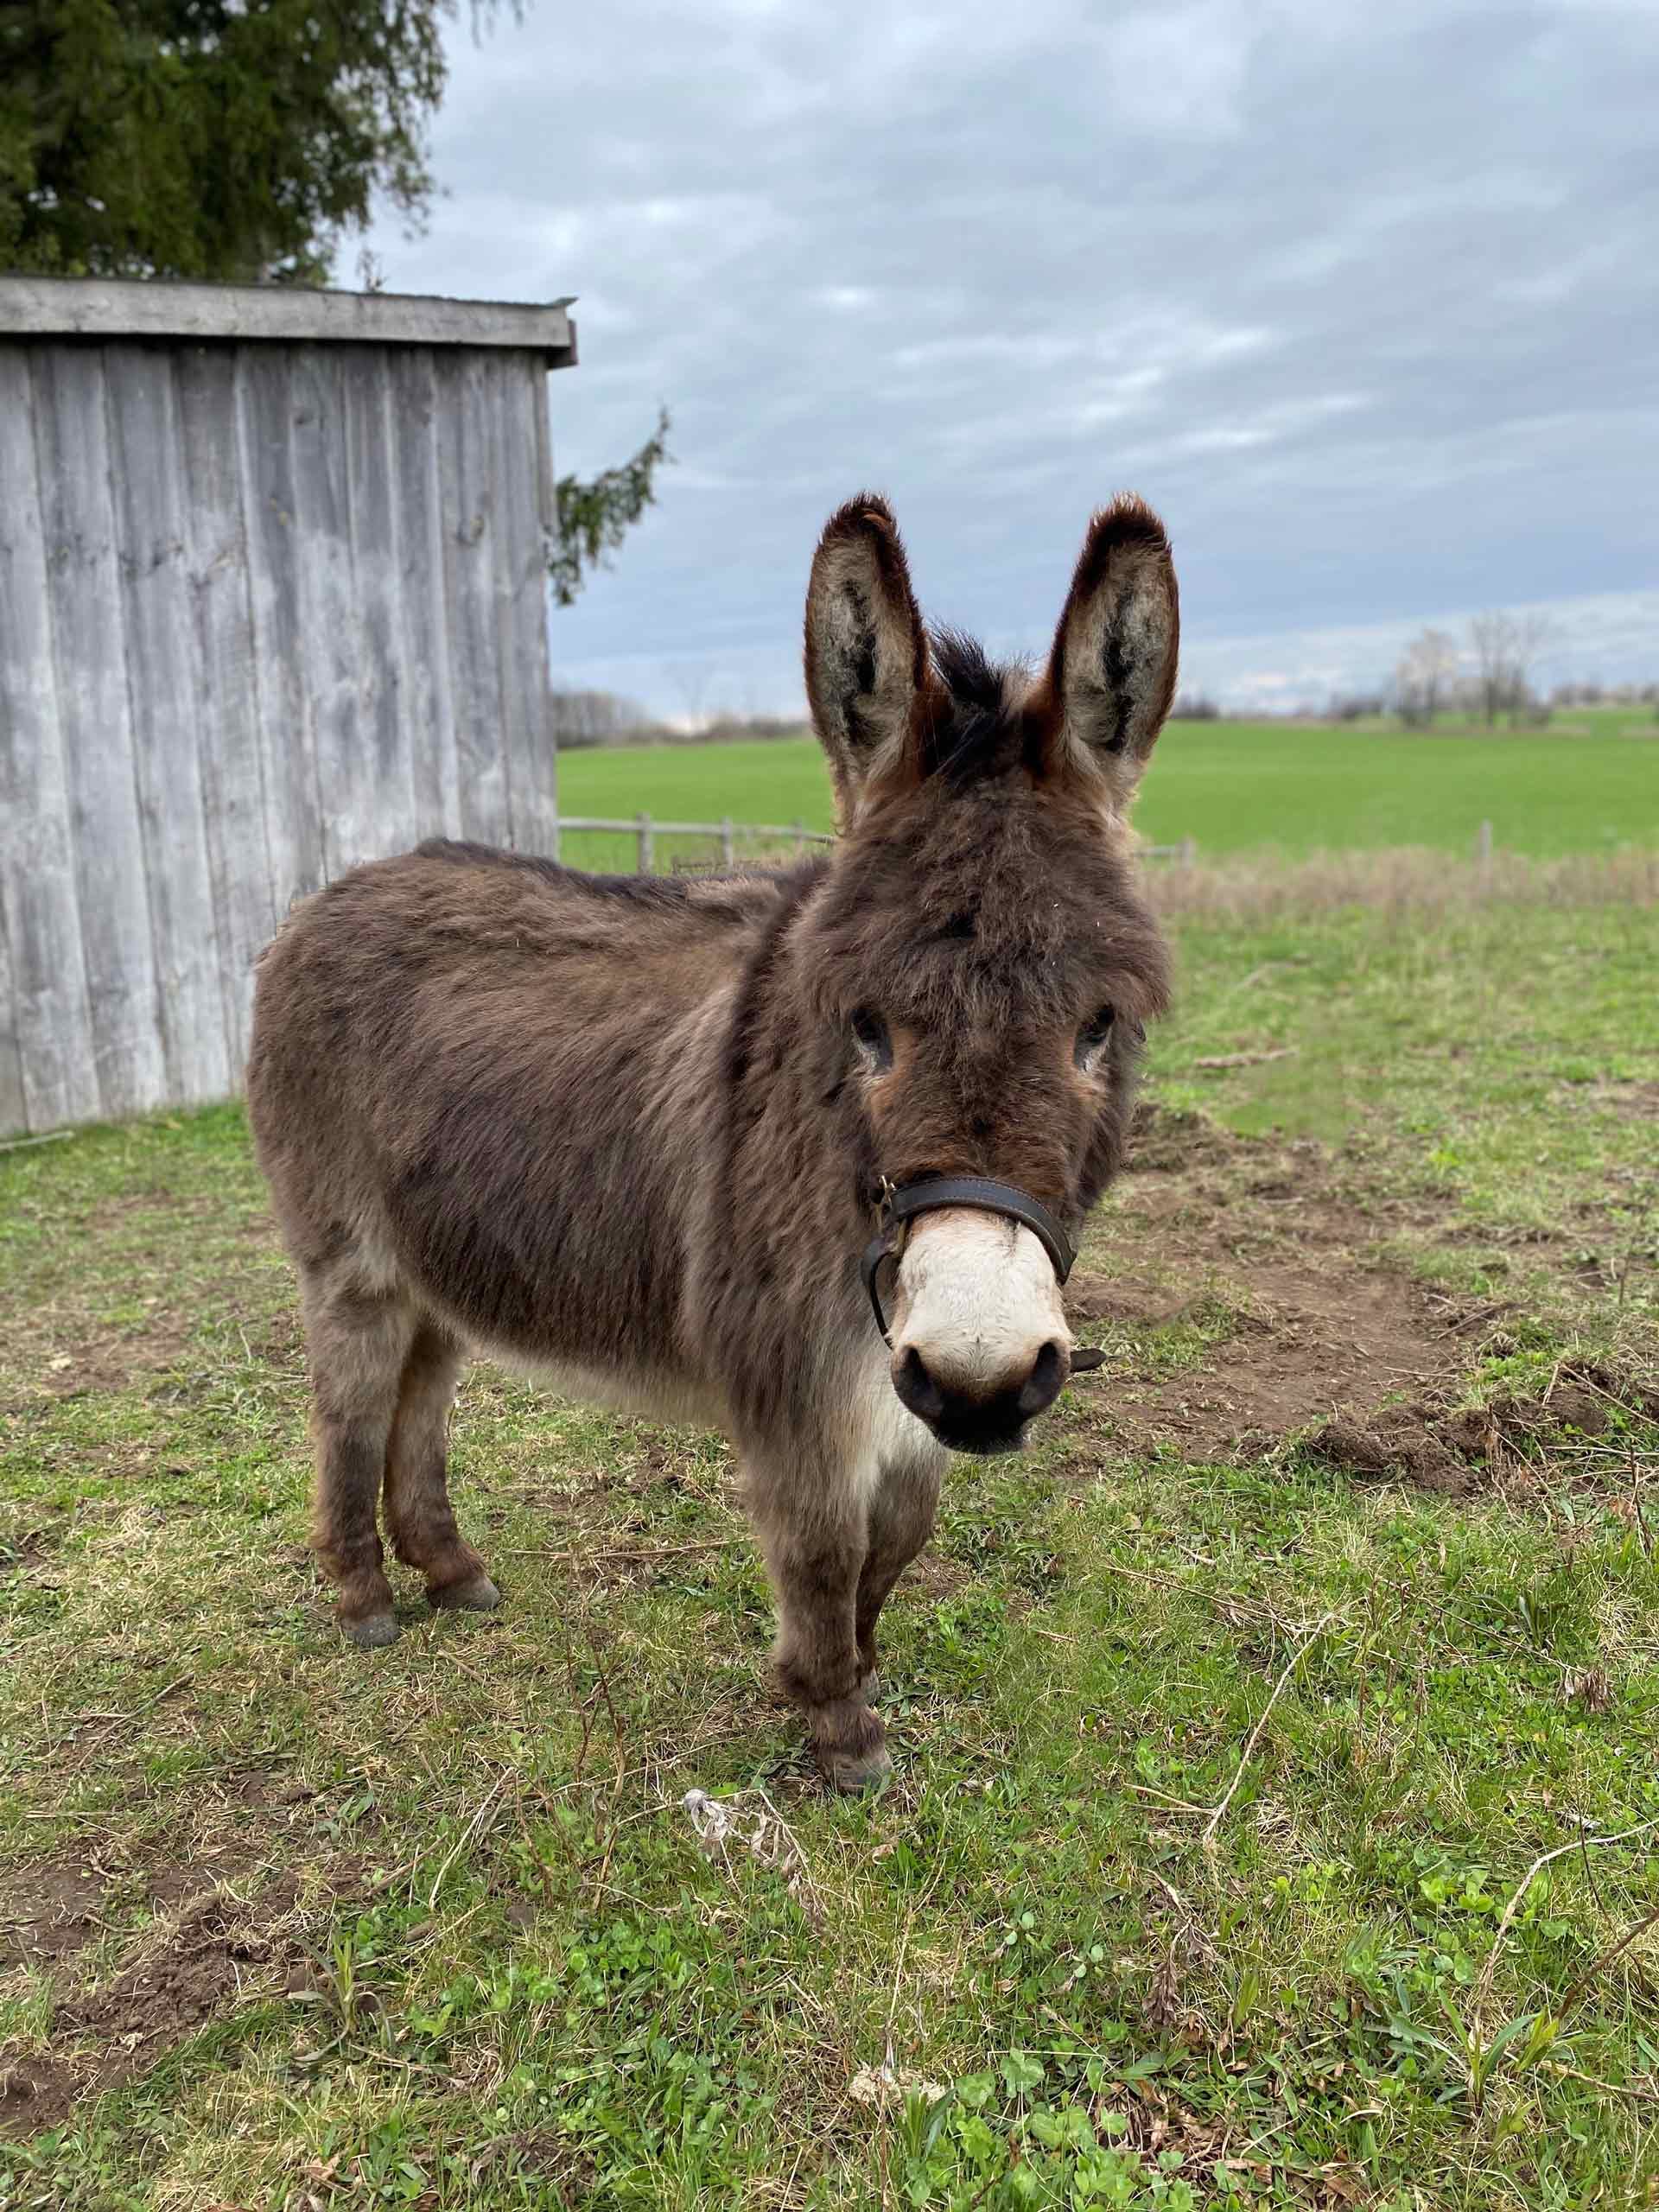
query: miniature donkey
[{"left": 247, "top": 493, "right": 1179, "bottom": 1789}]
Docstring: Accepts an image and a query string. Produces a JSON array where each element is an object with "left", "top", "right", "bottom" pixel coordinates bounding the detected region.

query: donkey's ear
[
  {"left": 804, "top": 495, "right": 929, "bottom": 821},
  {"left": 1044, "top": 496, "right": 1179, "bottom": 807}
]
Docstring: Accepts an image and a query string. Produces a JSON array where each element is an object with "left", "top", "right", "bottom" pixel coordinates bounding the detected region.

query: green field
[
  {"left": 3, "top": 879, "right": 1656, "bottom": 2209},
  {"left": 556, "top": 707, "right": 1659, "bottom": 872}
]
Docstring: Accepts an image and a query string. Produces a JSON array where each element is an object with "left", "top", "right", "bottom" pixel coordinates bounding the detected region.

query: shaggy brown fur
[{"left": 247, "top": 493, "right": 1179, "bottom": 1789}]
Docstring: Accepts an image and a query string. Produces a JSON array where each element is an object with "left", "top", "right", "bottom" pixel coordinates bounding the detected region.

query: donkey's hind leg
[
  {"left": 384, "top": 1322, "right": 499, "bottom": 1614},
  {"left": 302, "top": 1268, "right": 416, "bottom": 1649}
]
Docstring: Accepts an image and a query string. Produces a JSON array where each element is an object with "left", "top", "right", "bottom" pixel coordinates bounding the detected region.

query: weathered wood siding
[{"left": 0, "top": 336, "right": 556, "bottom": 1135}]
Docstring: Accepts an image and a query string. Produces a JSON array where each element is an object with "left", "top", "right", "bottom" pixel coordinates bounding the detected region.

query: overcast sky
[{"left": 362, "top": 0, "right": 1659, "bottom": 717}]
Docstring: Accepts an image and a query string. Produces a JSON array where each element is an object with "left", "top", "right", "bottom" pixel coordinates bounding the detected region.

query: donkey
[{"left": 246, "top": 493, "right": 1178, "bottom": 1789}]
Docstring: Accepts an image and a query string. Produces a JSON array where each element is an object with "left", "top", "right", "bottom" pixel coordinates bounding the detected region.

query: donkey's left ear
[
  {"left": 1043, "top": 496, "right": 1179, "bottom": 808},
  {"left": 804, "top": 495, "right": 930, "bottom": 823}
]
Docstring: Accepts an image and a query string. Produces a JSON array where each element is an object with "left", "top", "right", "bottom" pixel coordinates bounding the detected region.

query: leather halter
[{"left": 861, "top": 1175, "right": 1106, "bottom": 1372}]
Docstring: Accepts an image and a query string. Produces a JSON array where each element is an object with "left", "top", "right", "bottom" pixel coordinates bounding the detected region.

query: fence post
[
  {"left": 1475, "top": 819, "right": 1492, "bottom": 864},
  {"left": 1180, "top": 836, "right": 1198, "bottom": 867},
  {"left": 792, "top": 818, "right": 808, "bottom": 857},
  {"left": 636, "top": 812, "right": 654, "bottom": 874},
  {"left": 720, "top": 816, "right": 735, "bottom": 868}
]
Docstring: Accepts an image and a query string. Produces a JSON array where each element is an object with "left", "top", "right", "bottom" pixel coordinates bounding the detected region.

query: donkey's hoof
[
  {"left": 822, "top": 1743, "right": 893, "bottom": 1796},
  {"left": 429, "top": 1572, "right": 502, "bottom": 1613},
  {"left": 810, "top": 1698, "right": 891, "bottom": 1795},
  {"left": 341, "top": 1609, "right": 400, "bottom": 1650}
]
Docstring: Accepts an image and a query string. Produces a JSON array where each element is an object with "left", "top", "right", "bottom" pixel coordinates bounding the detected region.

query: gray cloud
[{"left": 364, "top": 0, "right": 1659, "bottom": 714}]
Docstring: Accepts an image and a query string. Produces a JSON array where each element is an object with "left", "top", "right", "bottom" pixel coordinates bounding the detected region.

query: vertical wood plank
[
  {"left": 434, "top": 352, "right": 509, "bottom": 844},
  {"left": 239, "top": 344, "right": 326, "bottom": 909},
  {"left": 105, "top": 342, "right": 234, "bottom": 1107},
  {"left": 287, "top": 345, "right": 371, "bottom": 878},
  {"left": 386, "top": 348, "right": 461, "bottom": 841},
  {"left": 343, "top": 350, "right": 420, "bottom": 864},
  {"left": 0, "top": 345, "right": 99, "bottom": 1131},
  {"left": 175, "top": 345, "right": 277, "bottom": 1073},
  {"left": 531, "top": 366, "right": 561, "bottom": 859},
  {"left": 32, "top": 343, "right": 168, "bottom": 1120},
  {"left": 497, "top": 355, "right": 558, "bottom": 857},
  {"left": 0, "top": 892, "right": 27, "bottom": 1139}
]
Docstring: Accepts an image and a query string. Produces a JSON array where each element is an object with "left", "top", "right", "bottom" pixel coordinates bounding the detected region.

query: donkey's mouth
[
  {"left": 938, "top": 1426, "right": 1030, "bottom": 1459},
  {"left": 921, "top": 1406, "right": 1034, "bottom": 1459}
]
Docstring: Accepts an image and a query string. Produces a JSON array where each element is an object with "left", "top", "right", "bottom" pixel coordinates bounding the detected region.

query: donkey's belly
[{"left": 493, "top": 1346, "right": 725, "bottom": 1432}]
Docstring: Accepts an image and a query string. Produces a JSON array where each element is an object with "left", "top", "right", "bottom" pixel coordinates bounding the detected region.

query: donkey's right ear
[{"left": 804, "top": 495, "right": 929, "bottom": 822}]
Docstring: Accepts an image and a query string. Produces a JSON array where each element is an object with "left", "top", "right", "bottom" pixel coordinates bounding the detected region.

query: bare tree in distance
[
  {"left": 1469, "top": 610, "right": 1557, "bottom": 726},
  {"left": 550, "top": 689, "right": 654, "bottom": 750},
  {"left": 1469, "top": 613, "right": 1514, "bottom": 725},
  {"left": 665, "top": 663, "right": 719, "bottom": 735},
  {"left": 1394, "top": 627, "right": 1461, "bottom": 728}
]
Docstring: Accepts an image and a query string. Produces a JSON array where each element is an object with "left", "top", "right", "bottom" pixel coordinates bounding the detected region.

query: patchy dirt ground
[
  {"left": 0, "top": 1776, "right": 370, "bottom": 2142},
  {"left": 1065, "top": 1106, "right": 1464, "bottom": 1460},
  {"left": 1306, "top": 1363, "right": 1659, "bottom": 1498},
  {"left": 1065, "top": 1104, "right": 1656, "bottom": 1478},
  {"left": 0, "top": 1882, "right": 300, "bottom": 2139},
  {"left": 0, "top": 1863, "right": 109, "bottom": 1973}
]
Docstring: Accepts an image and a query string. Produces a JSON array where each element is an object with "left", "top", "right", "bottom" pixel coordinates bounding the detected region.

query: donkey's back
[{"left": 251, "top": 839, "right": 785, "bottom": 1291}]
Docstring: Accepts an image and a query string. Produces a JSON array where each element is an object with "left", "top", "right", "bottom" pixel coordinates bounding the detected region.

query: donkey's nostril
[
  {"left": 892, "top": 1345, "right": 947, "bottom": 1423},
  {"left": 1016, "top": 1339, "right": 1068, "bottom": 1421}
]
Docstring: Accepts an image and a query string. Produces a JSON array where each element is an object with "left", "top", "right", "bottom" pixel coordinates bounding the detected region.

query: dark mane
[{"left": 922, "top": 627, "right": 1037, "bottom": 784}]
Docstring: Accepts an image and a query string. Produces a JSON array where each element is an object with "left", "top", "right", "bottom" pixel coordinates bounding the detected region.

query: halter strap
[{"left": 861, "top": 1175, "right": 1105, "bottom": 1371}]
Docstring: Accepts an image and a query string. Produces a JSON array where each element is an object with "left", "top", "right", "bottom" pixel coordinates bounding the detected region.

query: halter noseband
[{"left": 861, "top": 1176, "right": 1107, "bottom": 1373}]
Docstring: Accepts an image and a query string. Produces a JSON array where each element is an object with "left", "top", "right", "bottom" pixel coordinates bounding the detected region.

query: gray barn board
[{"left": 0, "top": 277, "right": 575, "bottom": 1136}]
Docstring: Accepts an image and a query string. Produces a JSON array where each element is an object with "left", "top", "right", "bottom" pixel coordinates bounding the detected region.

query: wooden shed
[{"left": 0, "top": 276, "right": 576, "bottom": 1138}]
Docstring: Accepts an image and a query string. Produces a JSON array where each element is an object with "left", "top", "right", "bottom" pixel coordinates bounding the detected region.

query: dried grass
[{"left": 1139, "top": 846, "right": 1659, "bottom": 922}]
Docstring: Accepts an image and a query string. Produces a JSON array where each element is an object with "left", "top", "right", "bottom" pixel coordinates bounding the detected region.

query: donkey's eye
[
  {"left": 1076, "top": 1005, "right": 1116, "bottom": 1071},
  {"left": 851, "top": 1010, "right": 893, "bottom": 1073}
]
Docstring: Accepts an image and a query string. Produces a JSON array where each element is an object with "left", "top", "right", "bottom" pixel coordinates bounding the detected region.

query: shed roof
[{"left": 0, "top": 276, "right": 577, "bottom": 364}]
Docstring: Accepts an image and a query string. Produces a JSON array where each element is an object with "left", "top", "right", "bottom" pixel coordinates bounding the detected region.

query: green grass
[
  {"left": 556, "top": 705, "right": 1659, "bottom": 871},
  {"left": 2, "top": 891, "right": 1657, "bottom": 2209}
]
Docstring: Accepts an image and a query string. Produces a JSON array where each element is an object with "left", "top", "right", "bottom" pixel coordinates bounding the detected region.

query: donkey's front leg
[
  {"left": 856, "top": 1440, "right": 947, "bottom": 1703},
  {"left": 748, "top": 1470, "right": 887, "bottom": 1792}
]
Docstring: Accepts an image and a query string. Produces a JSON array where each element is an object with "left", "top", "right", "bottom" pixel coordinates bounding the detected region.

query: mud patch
[
  {"left": 0, "top": 1879, "right": 293, "bottom": 2140},
  {"left": 0, "top": 1830, "right": 275, "bottom": 1977},
  {"left": 0, "top": 1794, "right": 371, "bottom": 2142},
  {"left": 1069, "top": 1107, "right": 1459, "bottom": 1460},
  {"left": 1306, "top": 1362, "right": 1659, "bottom": 1497},
  {"left": 0, "top": 1863, "right": 108, "bottom": 1969},
  {"left": 1123, "top": 1103, "right": 1237, "bottom": 1176}
]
